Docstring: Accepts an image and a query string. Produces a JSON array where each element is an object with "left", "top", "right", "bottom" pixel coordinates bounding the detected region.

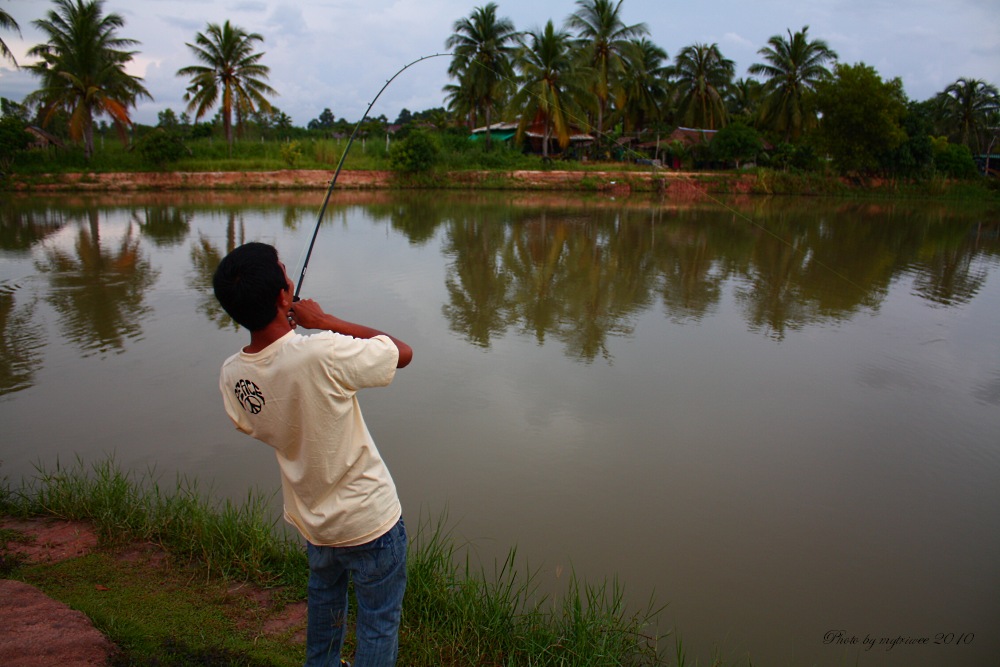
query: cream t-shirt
[{"left": 219, "top": 329, "right": 401, "bottom": 546}]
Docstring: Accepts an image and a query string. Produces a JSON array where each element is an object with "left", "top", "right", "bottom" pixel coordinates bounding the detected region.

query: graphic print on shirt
[{"left": 234, "top": 379, "right": 265, "bottom": 414}]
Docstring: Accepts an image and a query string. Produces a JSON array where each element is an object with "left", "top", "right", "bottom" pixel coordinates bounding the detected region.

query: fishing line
[
  {"left": 295, "top": 47, "right": 865, "bottom": 298},
  {"left": 294, "top": 52, "right": 453, "bottom": 299}
]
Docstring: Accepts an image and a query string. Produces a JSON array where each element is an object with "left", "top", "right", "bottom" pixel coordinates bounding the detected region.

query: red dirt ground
[{"left": 0, "top": 517, "right": 307, "bottom": 665}]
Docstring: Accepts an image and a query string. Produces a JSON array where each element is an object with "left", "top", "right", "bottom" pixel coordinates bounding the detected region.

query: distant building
[
  {"left": 469, "top": 120, "right": 594, "bottom": 156},
  {"left": 26, "top": 126, "right": 65, "bottom": 150}
]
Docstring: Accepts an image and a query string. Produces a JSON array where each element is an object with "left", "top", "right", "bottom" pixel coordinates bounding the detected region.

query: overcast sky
[{"left": 2, "top": 0, "right": 999, "bottom": 127}]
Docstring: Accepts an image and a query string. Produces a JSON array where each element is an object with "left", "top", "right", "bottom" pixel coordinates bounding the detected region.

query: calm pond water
[{"left": 2, "top": 190, "right": 999, "bottom": 666}]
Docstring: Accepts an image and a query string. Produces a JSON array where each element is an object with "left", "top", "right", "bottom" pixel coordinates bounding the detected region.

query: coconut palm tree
[
  {"left": 1, "top": 5, "right": 21, "bottom": 67},
  {"left": 443, "top": 60, "right": 480, "bottom": 129},
  {"left": 936, "top": 77, "right": 1000, "bottom": 153},
  {"left": 25, "top": 0, "right": 151, "bottom": 160},
  {"left": 617, "top": 37, "right": 668, "bottom": 134},
  {"left": 565, "top": 0, "right": 648, "bottom": 141},
  {"left": 177, "top": 21, "right": 276, "bottom": 153},
  {"left": 670, "top": 42, "right": 734, "bottom": 130},
  {"left": 748, "top": 25, "right": 837, "bottom": 141},
  {"left": 510, "top": 20, "right": 589, "bottom": 158},
  {"left": 445, "top": 3, "right": 519, "bottom": 149},
  {"left": 726, "top": 77, "right": 765, "bottom": 125}
]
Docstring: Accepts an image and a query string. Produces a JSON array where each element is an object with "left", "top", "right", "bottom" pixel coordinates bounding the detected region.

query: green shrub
[
  {"left": 390, "top": 129, "right": 440, "bottom": 173},
  {"left": 0, "top": 115, "right": 31, "bottom": 173},
  {"left": 279, "top": 140, "right": 302, "bottom": 168},
  {"left": 932, "top": 139, "right": 978, "bottom": 178},
  {"left": 710, "top": 123, "right": 762, "bottom": 167},
  {"left": 136, "top": 129, "right": 187, "bottom": 167}
]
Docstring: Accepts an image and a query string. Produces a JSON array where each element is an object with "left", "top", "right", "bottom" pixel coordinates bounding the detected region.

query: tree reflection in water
[
  {"left": 38, "top": 210, "right": 157, "bottom": 357},
  {"left": 431, "top": 196, "right": 1000, "bottom": 356},
  {"left": 0, "top": 290, "right": 43, "bottom": 396},
  {"left": 3, "top": 193, "right": 998, "bottom": 368},
  {"left": 188, "top": 210, "right": 245, "bottom": 330}
]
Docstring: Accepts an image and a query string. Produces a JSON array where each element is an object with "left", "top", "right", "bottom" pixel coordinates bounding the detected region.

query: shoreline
[
  {"left": 5, "top": 169, "right": 995, "bottom": 202},
  {"left": 4, "top": 168, "right": 755, "bottom": 195}
]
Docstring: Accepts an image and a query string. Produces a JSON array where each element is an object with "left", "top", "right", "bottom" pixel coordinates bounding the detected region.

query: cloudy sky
[{"left": 2, "top": 0, "right": 999, "bottom": 128}]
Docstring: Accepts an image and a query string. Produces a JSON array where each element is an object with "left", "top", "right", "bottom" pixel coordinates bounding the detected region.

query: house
[
  {"left": 669, "top": 127, "right": 718, "bottom": 148},
  {"left": 521, "top": 119, "right": 593, "bottom": 157},
  {"left": 469, "top": 120, "right": 594, "bottom": 157},
  {"left": 26, "top": 126, "right": 66, "bottom": 150},
  {"left": 468, "top": 122, "right": 519, "bottom": 144}
]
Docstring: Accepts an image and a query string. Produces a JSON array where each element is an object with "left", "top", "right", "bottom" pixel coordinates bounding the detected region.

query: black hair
[{"left": 213, "top": 242, "right": 288, "bottom": 331}]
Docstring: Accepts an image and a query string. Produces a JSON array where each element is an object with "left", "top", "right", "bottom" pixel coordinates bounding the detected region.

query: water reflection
[
  {"left": 1, "top": 192, "right": 998, "bottom": 666},
  {"left": 188, "top": 211, "right": 246, "bottom": 329},
  {"left": 424, "top": 197, "right": 1000, "bottom": 352},
  {"left": 133, "top": 206, "right": 192, "bottom": 247},
  {"left": 1, "top": 192, "right": 998, "bottom": 370},
  {"left": 36, "top": 210, "right": 158, "bottom": 358},
  {"left": 0, "top": 290, "right": 43, "bottom": 396}
]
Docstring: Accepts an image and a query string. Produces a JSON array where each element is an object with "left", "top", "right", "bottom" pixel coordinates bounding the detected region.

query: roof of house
[
  {"left": 469, "top": 120, "right": 594, "bottom": 143},
  {"left": 26, "top": 126, "right": 66, "bottom": 148},
  {"left": 520, "top": 119, "right": 593, "bottom": 143},
  {"left": 669, "top": 127, "right": 718, "bottom": 146},
  {"left": 470, "top": 122, "right": 520, "bottom": 134}
]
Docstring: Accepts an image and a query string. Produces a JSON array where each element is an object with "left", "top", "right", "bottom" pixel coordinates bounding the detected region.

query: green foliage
[
  {"left": 1, "top": 97, "right": 29, "bottom": 122},
  {"left": 814, "top": 62, "right": 908, "bottom": 175},
  {"left": 8, "top": 457, "right": 306, "bottom": 588},
  {"left": 403, "top": 513, "right": 666, "bottom": 666},
  {"left": 672, "top": 43, "right": 735, "bottom": 130},
  {"left": 6, "top": 458, "right": 672, "bottom": 666},
  {"left": 279, "top": 140, "right": 302, "bottom": 168},
  {"left": 136, "top": 128, "right": 187, "bottom": 167},
  {"left": 177, "top": 21, "right": 277, "bottom": 151},
  {"left": 389, "top": 129, "right": 440, "bottom": 173},
  {"left": 25, "top": 0, "right": 152, "bottom": 161},
  {"left": 156, "top": 108, "right": 181, "bottom": 130},
  {"left": 0, "top": 114, "right": 31, "bottom": 172},
  {"left": 932, "top": 137, "right": 978, "bottom": 178},
  {"left": 710, "top": 122, "right": 763, "bottom": 166},
  {"left": 307, "top": 108, "right": 335, "bottom": 130},
  {"left": 748, "top": 25, "right": 838, "bottom": 141},
  {"left": 884, "top": 102, "right": 936, "bottom": 178},
  {"left": 763, "top": 141, "right": 822, "bottom": 172}
]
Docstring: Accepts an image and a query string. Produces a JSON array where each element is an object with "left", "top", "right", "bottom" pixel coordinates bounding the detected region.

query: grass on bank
[
  {"left": 8, "top": 136, "right": 998, "bottom": 201},
  {"left": 1, "top": 457, "right": 674, "bottom": 667}
]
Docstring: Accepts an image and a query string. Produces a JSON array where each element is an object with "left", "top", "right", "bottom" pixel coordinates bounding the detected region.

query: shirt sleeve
[{"left": 315, "top": 332, "right": 398, "bottom": 391}]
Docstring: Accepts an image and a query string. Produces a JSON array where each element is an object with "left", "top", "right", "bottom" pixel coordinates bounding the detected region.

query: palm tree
[
  {"left": 748, "top": 25, "right": 837, "bottom": 141},
  {"left": 936, "top": 77, "right": 1000, "bottom": 153},
  {"left": 510, "top": 21, "right": 589, "bottom": 158},
  {"left": 1, "top": 5, "right": 21, "bottom": 67},
  {"left": 443, "top": 61, "right": 480, "bottom": 128},
  {"left": 565, "top": 0, "right": 648, "bottom": 141},
  {"left": 726, "top": 77, "right": 765, "bottom": 125},
  {"left": 445, "top": 3, "right": 519, "bottom": 149},
  {"left": 177, "top": 21, "right": 276, "bottom": 153},
  {"left": 670, "top": 42, "right": 734, "bottom": 130},
  {"left": 617, "top": 37, "right": 668, "bottom": 134},
  {"left": 25, "top": 0, "right": 151, "bottom": 160}
]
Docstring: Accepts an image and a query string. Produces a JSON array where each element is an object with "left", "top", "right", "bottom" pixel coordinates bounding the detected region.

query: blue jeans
[{"left": 305, "top": 518, "right": 407, "bottom": 667}]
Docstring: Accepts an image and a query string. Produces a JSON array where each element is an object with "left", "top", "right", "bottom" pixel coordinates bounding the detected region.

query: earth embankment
[{"left": 6, "top": 169, "right": 756, "bottom": 195}]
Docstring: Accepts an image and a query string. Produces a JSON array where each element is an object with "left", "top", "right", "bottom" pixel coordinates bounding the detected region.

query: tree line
[{"left": 1, "top": 0, "right": 998, "bottom": 178}]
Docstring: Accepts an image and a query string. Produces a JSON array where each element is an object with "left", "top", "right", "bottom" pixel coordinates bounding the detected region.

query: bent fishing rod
[{"left": 294, "top": 52, "right": 451, "bottom": 300}]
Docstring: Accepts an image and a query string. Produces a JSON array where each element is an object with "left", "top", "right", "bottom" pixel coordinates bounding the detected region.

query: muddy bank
[{"left": 5, "top": 168, "right": 756, "bottom": 195}]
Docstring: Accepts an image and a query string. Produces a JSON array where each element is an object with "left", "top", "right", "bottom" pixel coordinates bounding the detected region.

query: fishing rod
[{"left": 294, "top": 52, "right": 452, "bottom": 299}]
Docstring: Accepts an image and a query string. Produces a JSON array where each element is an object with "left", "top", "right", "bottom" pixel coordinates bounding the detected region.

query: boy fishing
[{"left": 213, "top": 241, "right": 413, "bottom": 667}]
